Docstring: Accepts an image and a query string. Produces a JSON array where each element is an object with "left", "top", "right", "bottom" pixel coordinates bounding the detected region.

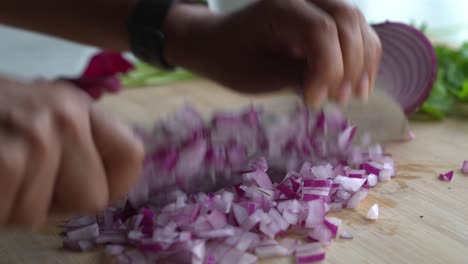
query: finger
[
  {"left": 7, "top": 111, "right": 61, "bottom": 229},
  {"left": 89, "top": 105, "right": 144, "bottom": 202},
  {"left": 0, "top": 121, "right": 27, "bottom": 226},
  {"left": 51, "top": 95, "right": 109, "bottom": 216},
  {"left": 359, "top": 13, "right": 382, "bottom": 96},
  {"left": 312, "top": 0, "right": 364, "bottom": 104},
  {"left": 286, "top": 1, "right": 343, "bottom": 107}
]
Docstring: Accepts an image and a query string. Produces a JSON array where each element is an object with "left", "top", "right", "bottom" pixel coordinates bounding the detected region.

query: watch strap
[{"left": 128, "top": 0, "right": 176, "bottom": 70}]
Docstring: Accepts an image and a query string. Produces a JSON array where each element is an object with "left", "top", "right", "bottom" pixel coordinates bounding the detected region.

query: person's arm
[
  {"left": 0, "top": 0, "right": 382, "bottom": 108},
  {"left": 0, "top": 0, "right": 137, "bottom": 51}
]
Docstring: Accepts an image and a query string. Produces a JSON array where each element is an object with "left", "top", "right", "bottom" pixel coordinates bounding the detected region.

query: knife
[
  {"left": 342, "top": 88, "right": 409, "bottom": 143},
  {"left": 205, "top": 0, "right": 409, "bottom": 143},
  {"left": 259, "top": 86, "right": 410, "bottom": 144}
]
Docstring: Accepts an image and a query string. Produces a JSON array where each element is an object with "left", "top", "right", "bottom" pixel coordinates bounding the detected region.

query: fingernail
[
  {"left": 338, "top": 81, "right": 352, "bottom": 105},
  {"left": 358, "top": 74, "right": 370, "bottom": 101}
]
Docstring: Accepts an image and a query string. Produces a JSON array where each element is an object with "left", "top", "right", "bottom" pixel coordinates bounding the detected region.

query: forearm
[{"left": 0, "top": 0, "right": 137, "bottom": 51}]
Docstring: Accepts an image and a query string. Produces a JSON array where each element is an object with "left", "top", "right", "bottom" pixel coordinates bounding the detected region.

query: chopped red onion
[
  {"left": 311, "top": 165, "right": 334, "bottom": 179},
  {"left": 282, "top": 210, "right": 300, "bottom": 225},
  {"left": 305, "top": 200, "right": 325, "bottom": 228},
  {"left": 62, "top": 104, "right": 397, "bottom": 263},
  {"left": 379, "top": 169, "right": 393, "bottom": 182},
  {"left": 232, "top": 204, "right": 249, "bottom": 225},
  {"left": 333, "top": 176, "right": 366, "bottom": 192},
  {"left": 60, "top": 51, "right": 133, "bottom": 99},
  {"left": 268, "top": 208, "right": 290, "bottom": 231},
  {"left": 207, "top": 210, "right": 227, "bottom": 229},
  {"left": 328, "top": 202, "right": 343, "bottom": 212},
  {"left": 346, "top": 169, "right": 365, "bottom": 179},
  {"left": 463, "top": 161, "right": 468, "bottom": 174},
  {"left": 277, "top": 183, "right": 299, "bottom": 199},
  {"left": 323, "top": 217, "right": 341, "bottom": 238},
  {"left": 307, "top": 224, "right": 333, "bottom": 244},
  {"left": 439, "top": 170, "right": 454, "bottom": 181},
  {"left": 255, "top": 242, "right": 291, "bottom": 258},
  {"left": 340, "top": 230, "right": 353, "bottom": 239},
  {"left": 361, "top": 162, "right": 383, "bottom": 175},
  {"left": 366, "top": 203, "right": 379, "bottom": 220},
  {"left": 295, "top": 243, "right": 326, "bottom": 263},
  {"left": 234, "top": 232, "right": 259, "bottom": 251},
  {"left": 366, "top": 174, "right": 378, "bottom": 187},
  {"left": 346, "top": 189, "right": 368, "bottom": 209}
]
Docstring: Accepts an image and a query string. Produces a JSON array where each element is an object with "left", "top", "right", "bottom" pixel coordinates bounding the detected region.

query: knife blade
[
  {"left": 259, "top": 88, "right": 409, "bottom": 144},
  {"left": 342, "top": 88, "right": 409, "bottom": 143},
  {"left": 178, "top": 88, "right": 409, "bottom": 196}
]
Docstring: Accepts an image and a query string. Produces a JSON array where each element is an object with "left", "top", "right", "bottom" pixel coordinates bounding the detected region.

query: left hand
[{"left": 163, "top": 0, "right": 382, "bottom": 107}]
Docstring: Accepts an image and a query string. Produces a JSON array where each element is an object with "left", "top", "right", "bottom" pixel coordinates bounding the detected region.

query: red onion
[
  {"left": 462, "top": 161, "right": 468, "bottom": 174},
  {"left": 379, "top": 169, "right": 393, "bottom": 182},
  {"left": 439, "top": 170, "right": 454, "bottom": 181},
  {"left": 295, "top": 243, "right": 325, "bottom": 264},
  {"left": 60, "top": 51, "right": 134, "bottom": 99},
  {"left": 366, "top": 203, "right": 379, "bottom": 220},
  {"left": 367, "top": 174, "right": 378, "bottom": 187},
  {"left": 346, "top": 189, "right": 368, "bottom": 209},
  {"left": 372, "top": 22, "right": 437, "bottom": 115},
  {"left": 323, "top": 217, "right": 341, "bottom": 238},
  {"left": 62, "top": 104, "right": 397, "bottom": 263},
  {"left": 333, "top": 176, "right": 366, "bottom": 192},
  {"left": 340, "top": 230, "right": 353, "bottom": 240},
  {"left": 255, "top": 242, "right": 292, "bottom": 258}
]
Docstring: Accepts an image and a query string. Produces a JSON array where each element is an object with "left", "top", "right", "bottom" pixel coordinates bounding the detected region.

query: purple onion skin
[{"left": 372, "top": 21, "right": 438, "bottom": 115}]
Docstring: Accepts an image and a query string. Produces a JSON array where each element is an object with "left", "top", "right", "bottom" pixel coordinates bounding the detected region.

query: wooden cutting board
[{"left": 0, "top": 79, "right": 467, "bottom": 264}]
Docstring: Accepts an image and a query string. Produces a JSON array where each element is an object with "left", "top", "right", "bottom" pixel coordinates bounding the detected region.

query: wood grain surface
[{"left": 0, "top": 80, "right": 467, "bottom": 264}]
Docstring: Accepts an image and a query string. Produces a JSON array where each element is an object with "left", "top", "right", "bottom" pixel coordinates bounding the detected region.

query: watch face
[{"left": 128, "top": 0, "right": 175, "bottom": 70}]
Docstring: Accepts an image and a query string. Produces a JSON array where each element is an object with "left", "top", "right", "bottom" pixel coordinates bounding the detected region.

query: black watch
[{"left": 128, "top": 0, "right": 176, "bottom": 70}]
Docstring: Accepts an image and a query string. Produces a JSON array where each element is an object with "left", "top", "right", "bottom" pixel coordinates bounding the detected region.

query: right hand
[
  {"left": 164, "top": 0, "right": 382, "bottom": 107},
  {"left": 0, "top": 78, "right": 144, "bottom": 229}
]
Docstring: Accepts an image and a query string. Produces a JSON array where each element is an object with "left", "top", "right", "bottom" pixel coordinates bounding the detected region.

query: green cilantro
[
  {"left": 120, "top": 61, "right": 196, "bottom": 88},
  {"left": 418, "top": 42, "right": 468, "bottom": 119}
]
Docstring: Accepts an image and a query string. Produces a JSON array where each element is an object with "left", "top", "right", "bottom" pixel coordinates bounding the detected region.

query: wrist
[{"left": 163, "top": 3, "right": 219, "bottom": 69}]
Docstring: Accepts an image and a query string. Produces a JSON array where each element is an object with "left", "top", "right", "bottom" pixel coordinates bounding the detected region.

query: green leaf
[
  {"left": 120, "top": 62, "right": 197, "bottom": 88},
  {"left": 419, "top": 78, "right": 454, "bottom": 119},
  {"left": 420, "top": 103, "right": 446, "bottom": 119},
  {"left": 456, "top": 80, "right": 468, "bottom": 101},
  {"left": 420, "top": 39, "right": 468, "bottom": 119}
]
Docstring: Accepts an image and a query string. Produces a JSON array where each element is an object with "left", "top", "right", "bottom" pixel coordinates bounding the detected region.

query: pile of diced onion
[{"left": 62, "top": 104, "right": 395, "bottom": 263}]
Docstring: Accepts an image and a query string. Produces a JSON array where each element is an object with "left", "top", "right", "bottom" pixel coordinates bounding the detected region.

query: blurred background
[{"left": 1, "top": 0, "right": 468, "bottom": 80}]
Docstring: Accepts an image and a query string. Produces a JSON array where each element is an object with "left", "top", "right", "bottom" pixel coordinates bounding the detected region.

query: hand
[
  {"left": 0, "top": 78, "right": 144, "bottom": 229},
  {"left": 164, "top": 0, "right": 382, "bottom": 107}
]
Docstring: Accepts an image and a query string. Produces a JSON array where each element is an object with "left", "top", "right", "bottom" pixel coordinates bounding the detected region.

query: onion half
[{"left": 372, "top": 22, "right": 437, "bottom": 115}]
